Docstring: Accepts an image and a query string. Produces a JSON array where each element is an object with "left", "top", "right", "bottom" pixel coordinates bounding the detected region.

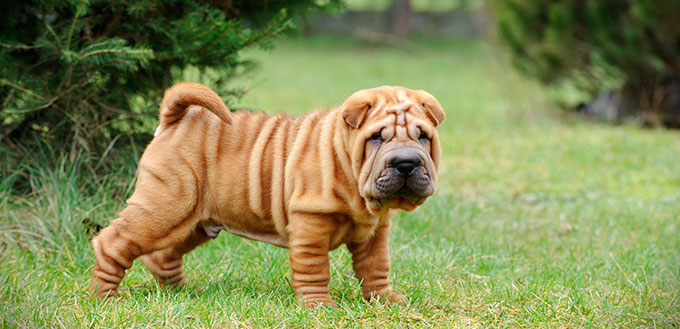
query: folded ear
[
  {"left": 341, "top": 90, "right": 375, "bottom": 128},
  {"left": 416, "top": 91, "right": 445, "bottom": 126}
]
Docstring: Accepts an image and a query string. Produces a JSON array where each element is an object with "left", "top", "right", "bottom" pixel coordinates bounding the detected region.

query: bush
[
  {"left": 0, "top": 0, "right": 341, "bottom": 160},
  {"left": 494, "top": 0, "right": 680, "bottom": 127}
]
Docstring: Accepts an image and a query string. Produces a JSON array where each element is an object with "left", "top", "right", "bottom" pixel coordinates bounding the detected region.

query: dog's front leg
[
  {"left": 347, "top": 218, "right": 406, "bottom": 305},
  {"left": 288, "top": 212, "right": 336, "bottom": 308}
]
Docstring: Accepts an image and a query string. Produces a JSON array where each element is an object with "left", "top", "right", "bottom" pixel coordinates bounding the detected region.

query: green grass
[{"left": 2, "top": 35, "right": 680, "bottom": 328}]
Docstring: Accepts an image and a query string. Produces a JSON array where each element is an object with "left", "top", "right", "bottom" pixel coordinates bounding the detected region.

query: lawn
[{"left": 1, "top": 35, "right": 679, "bottom": 328}]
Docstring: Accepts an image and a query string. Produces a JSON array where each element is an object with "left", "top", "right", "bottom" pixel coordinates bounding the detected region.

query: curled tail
[{"left": 157, "top": 82, "right": 231, "bottom": 132}]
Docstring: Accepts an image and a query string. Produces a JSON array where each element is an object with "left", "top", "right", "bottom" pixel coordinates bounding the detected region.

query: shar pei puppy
[{"left": 90, "top": 82, "right": 444, "bottom": 307}]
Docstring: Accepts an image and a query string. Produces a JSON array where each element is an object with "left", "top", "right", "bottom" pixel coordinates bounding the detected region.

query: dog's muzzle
[{"left": 373, "top": 149, "right": 434, "bottom": 205}]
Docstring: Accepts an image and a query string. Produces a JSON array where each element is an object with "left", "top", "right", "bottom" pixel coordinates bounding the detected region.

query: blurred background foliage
[
  {"left": 343, "top": 0, "right": 483, "bottom": 12},
  {"left": 1, "top": 0, "right": 679, "bottom": 171},
  {"left": 494, "top": 0, "right": 680, "bottom": 128},
  {"left": 0, "top": 0, "right": 341, "bottom": 164}
]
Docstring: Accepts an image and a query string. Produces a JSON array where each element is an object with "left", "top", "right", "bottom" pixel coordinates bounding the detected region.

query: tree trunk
[{"left": 387, "top": 0, "right": 413, "bottom": 37}]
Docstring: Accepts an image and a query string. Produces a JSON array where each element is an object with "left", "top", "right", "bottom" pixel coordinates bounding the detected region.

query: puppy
[{"left": 90, "top": 82, "right": 444, "bottom": 307}]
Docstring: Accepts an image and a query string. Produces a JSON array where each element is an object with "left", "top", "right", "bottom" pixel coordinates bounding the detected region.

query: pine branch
[
  {"left": 66, "top": 0, "right": 88, "bottom": 51},
  {"left": 1, "top": 0, "right": 338, "bottom": 160},
  {"left": 0, "top": 79, "right": 42, "bottom": 99},
  {"left": 0, "top": 43, "right": 41, "bottom": 50}
]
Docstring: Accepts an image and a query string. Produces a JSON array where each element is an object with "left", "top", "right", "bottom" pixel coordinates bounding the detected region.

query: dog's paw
[
  {"left": 90, "top": 281, "right": 121, "bottom": 301},
  {"left": 366, "top": 289, "right": 407, "bottom": 306},
  {"left": 384, "top": 291, "right": 406, "bottom": 305},
  {"left": 300, "top": 294, "right": 337, "bottom": 309},
  {"left": 139, "top": 253, "right": 187, "bottom": 288}
]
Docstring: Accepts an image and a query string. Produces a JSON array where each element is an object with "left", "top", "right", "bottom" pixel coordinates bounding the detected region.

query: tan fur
[{"left": 90, "top": 82, "right": 444, "bottom": 308}]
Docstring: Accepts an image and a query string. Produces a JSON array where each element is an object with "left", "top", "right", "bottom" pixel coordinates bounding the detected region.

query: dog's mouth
[{"left": 367, "top": 166, "right": 434, "bottom": 211}]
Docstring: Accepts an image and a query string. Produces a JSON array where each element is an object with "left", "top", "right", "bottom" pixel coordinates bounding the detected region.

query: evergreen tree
[
  {"left": 0, "top": 0, "right": 341, "bottom": 157},
  {"left": 494, "top": 0, "right": 680, "bottom": 127}
]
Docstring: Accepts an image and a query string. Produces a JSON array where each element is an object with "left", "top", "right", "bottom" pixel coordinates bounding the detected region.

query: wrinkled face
[{"left": 342, "top": 86, "right": 445, "bottom": 214}]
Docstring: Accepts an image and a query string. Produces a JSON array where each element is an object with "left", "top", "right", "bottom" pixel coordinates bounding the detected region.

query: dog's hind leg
[
  {"left": 89, "top": 222, "right": 143, "bottom": 299},
  {"left": 90, "top": 214, "right": 202, "bottom": 299},
  {"left": 90, "top": 160, "right": 202, "bottom": 299},
  {"left": 139, "top": 225, "right": 212, "bottom": 288}
]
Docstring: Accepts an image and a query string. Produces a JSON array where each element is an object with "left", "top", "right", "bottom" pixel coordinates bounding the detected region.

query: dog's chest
[{"left": 329, "top": 215, "right": 381, "bottom": 250}]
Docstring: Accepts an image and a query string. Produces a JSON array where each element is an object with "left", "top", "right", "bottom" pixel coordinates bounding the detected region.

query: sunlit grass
[{"left": 1, "top": 35, "right": 679, "bottom": 328}]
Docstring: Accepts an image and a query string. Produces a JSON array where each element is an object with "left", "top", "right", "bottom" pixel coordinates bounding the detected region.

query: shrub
[
  {"left": 494, "top": 0, "right": 680, "bottom": 127},
  {"left": 0, "top": 0, "right": 341, "bottom": 160}
]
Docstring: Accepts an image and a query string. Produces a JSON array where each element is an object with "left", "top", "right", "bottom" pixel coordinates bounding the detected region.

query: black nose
[
  {"left": 386, "top": 150, "right": 423, "bottom": 178},
  {"left": 395, "top": 162, "right": 416, "bottom": 177}
]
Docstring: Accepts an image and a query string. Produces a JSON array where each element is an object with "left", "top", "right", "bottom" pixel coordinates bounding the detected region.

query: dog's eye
[
  {"left": 418, "top": 132, "right": 430, "bottom": 142},
  {"left": 369, "top": 133, "right": 383, "bottom": 143}
]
